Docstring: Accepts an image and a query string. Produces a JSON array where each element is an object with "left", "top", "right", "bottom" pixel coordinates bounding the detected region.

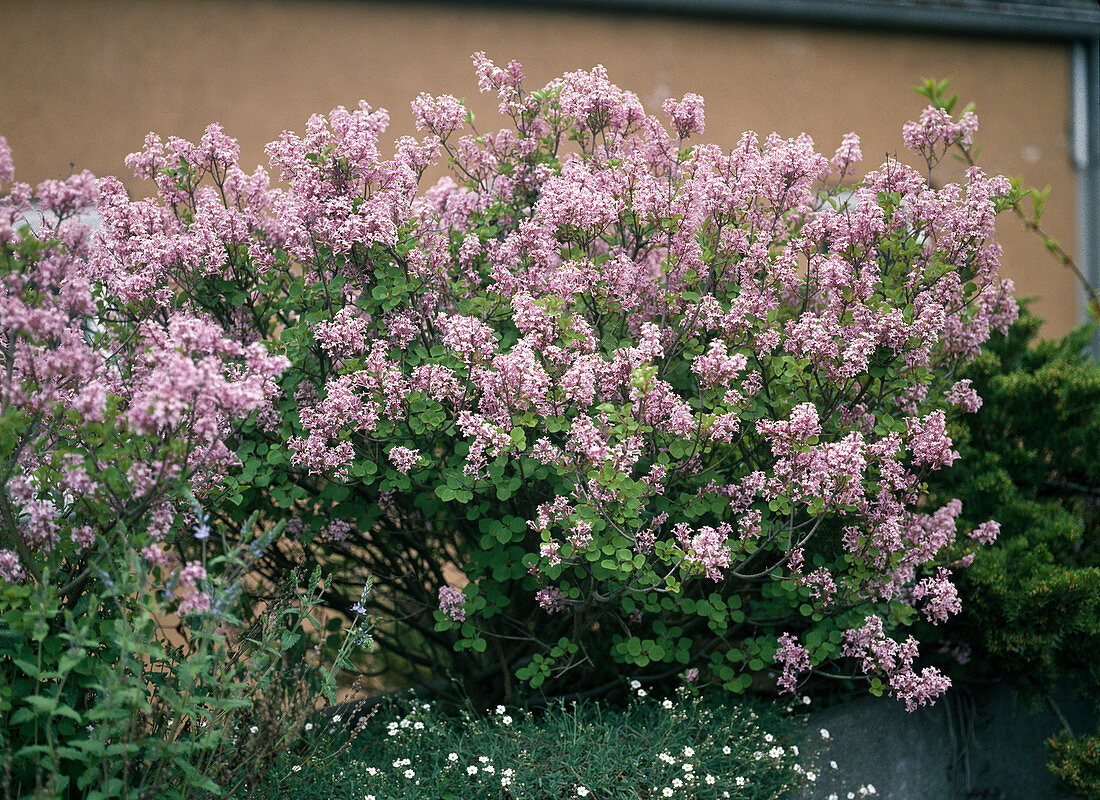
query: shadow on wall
[{"left": 797, "top": 683, "right": 1098, "bottom": 800}]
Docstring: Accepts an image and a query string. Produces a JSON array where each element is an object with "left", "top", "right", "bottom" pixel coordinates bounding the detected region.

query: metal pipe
[{"left": 1071, "top": 38, "right": 1100, "bottom": 353}]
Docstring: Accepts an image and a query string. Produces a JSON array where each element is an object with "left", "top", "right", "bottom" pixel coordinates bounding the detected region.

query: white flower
[
  {"left": 764, "top": 733, "right": 774, "bottom": 743},
  {"left": 848, "top": 793, "right": 856, "bottom": 799},
  {"left": 399, "top": 718, "right": 411, "bottom": 728},
  {"left": 831, "top": 760, "right": 838, "bottom": 769},
  {"left": 672, "top": 778, "right": 683, "bottom": 788},
  {"left": 332, "top": 714, "right": 342, "bottom": 723},
  {"left": 304, "top": 723, "right": 313, "bottom": 732},
  {"left": 793, "top": 763, "right": 804, "bottom": 773},
  {"left": 736, "top": 776, "right": 746, "bottom": 787},
  {"left": 820, "top": 727, "right": 831, "bottom": 739},
  {"left": 484, "top": 765, "right": 495, "bottom": 774},
  {"left": 496, "top": 705, "right": 506, "bottom": 714},
  {"left": 768, "top": 746, "right": 784, "bottom": 758},
  {"left": 722, "top": 745, "right": 731, "bottom": 755},
  {"left": 662, "top": 699, "right": 673, "bottom": 709},
  {"left": 479, "top": 756, "right": 490, "bottom": 764},
  {"left": 791, "top": 745, "right": 799, "bottom": 756},
  {"left": 807, "top": 771, "right": 817, "bottom": 782},
  {"left": 637, "top": 689, "right": 647, "bottom": 697},
  {"left": 448, "top": 752, "right": 459, "bottom": 762},
  {"left": 291, "top": 765, "right": 302, "bottom": 773},
  {"left": 577, "top": 786, "right": 590, "bottom": 797},
  {"left": 249, "top": 726, "right": 259, "bottom": 734},
  {"left": 366, "top": 796, "right": 376, "bottom": 800},
  {"left": 659, "top": 752, "right": 675, "bottom": 764},
  {"left": 503, "top": 769, "right": 514, "bottom": 776},
  {"left": 630, "top": 679, "right": 642, "bottom": 689},
  {"left": 413, "top": 721, "right": 424, "bottom": 730},
  {"left": 502, "top": 715, "right": 513, "bottom": 725},
  {"left": 404, "top": 769, "right": 415, "bottom": 779},
  {"left": 682, "top": 763, "right": 693, "bottom": 772},
  {"left": 662, "top": 789, "right": 673, "bottom": 798},
  {"left": 754, "top": 751, "right": 763, "bottom": 761},
  {"left": 366, "top": 767, "right": 378, "bottom": 776},
  {"left": 802, "top": 695, "right": 812, "bottom": 705},
  {"left": 683, "top": 746, "right": 695, "bottom": 758},
  {"left": 467, "top": 766, "right": 478, "bottom": 775},
  {"left": 705, "top": 775, "right": 715, "bottom": 785},
  {"left": 828, "top": 795, "right": 838, "bottom": 800}
]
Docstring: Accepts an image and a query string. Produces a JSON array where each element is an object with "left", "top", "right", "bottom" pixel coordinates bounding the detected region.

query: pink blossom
[
  {"left": 438, "top": 585, "right": 466, "bottom": 622},
  {"left": 969, "top": 520, "right": 1000, "bottom": 545},
  {"left": 388, "top": 446, "right": 422, "bottom": 474},
  {"left": 536, "top": 586, "right": 566, "bottom": 613},
  {"left": 663, "top": 93, "right": 706, "bottom": 138},
  {"left": 775, "top": 632, "right": 811, "bottom": 693},
  {"left": 0, "top": 550, "right": 25, "bottom": 582}
]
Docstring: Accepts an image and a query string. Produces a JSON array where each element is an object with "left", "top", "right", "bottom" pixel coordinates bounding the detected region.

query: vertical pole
[{"left": 1071, "top": 38, "right": 1100, "bottom": 355}]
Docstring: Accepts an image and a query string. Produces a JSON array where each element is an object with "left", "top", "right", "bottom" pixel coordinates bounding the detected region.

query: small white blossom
[
  {"left": 637, "top": 688, "right": 647, "bottom": 697},
  {"left": 404, "top": 769, "right": 415, "bottom": 779},
  {"left": 662, "top": 789, "right": 673, "bottom": 798},
  {"left": 249, "top": 726, "right": 259, "bottom": 734},
  {"left": 448, "top": 753, "right": 459, "bottom": 762},
  {"left": 831, "top": 760, "right": 838, "bottom": 769},
  {"left": 807, "top": 771, "right": 817, "bottom": 782},
  {"left": 304, "top": 723, "right": 313, "bottom": 732},
  {"left": 802, "top": 695, "right": 812, "bottom": 705},
  {"left": 479, "top": 756, "right": 489, "bottom": 764},
  {"left": 662, "top": 699, "right": 673, "bottom": 709},
  {"left": 764, "top": 733, "right": 774, "bottom": 743},
  {"left": 502, "top": 715, "right": 513, "bottom": 725},
  {"left": 496, "top": 705, "right": 506, "bottom": 714},
  {"left": 577, "top": 786, "right": 590, "bottom": 797},
  {"left": 413, "top": 721, "right": 424, "bottom": 730},
  {"left": 682, "top": 763, "right": 693, "bottom": 772},
  {"left": 672, "top": 778, "right": 683, "bottom": 788},
  {"left": 484, "top": 765, "right": 495, "bottom": 774},
  {"left": 683, "top": 746, "right": 695, "bottom": 758},
  {"left": 291, "top": 765, "right": 302, "bottom": 773},
  {"left": 722, "top": 745, "right": 731, "bottom": 755},
  {"left": 705, "top": 775, "right": 716, "bottom": 785},
  {"left": 736, "top": 776, "right": 746, "bottom": 787},
  {"left": 630, "top": 679, "right": 642, "bottom": 689},
  {"left": 820, "top": 727, "right": 832, "bottom": 740},
  {"left": 332, "top": 714, "right": 342, "bottom": 723},
  {"left": 467, "top": 766, "right": 478, "bottom": 775}
]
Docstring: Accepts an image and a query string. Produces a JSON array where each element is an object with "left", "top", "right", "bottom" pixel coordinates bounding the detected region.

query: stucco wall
[{"left": 0, "top": 0, "right": 1080, "bottom": 333}]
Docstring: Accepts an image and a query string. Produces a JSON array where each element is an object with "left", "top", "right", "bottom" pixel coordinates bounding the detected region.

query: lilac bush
[{"left": 3, "top": 54, "right": 1020, "bottom": 710}]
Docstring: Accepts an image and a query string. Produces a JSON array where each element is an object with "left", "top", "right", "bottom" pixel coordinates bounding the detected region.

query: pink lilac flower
[
  {"left": 0, "top": 550, "right": 25, "bottom": 582},
  {"left": 439, "top": 585, "right": 466, "bottom": 622},
  {"left": 969, "top": 520, "right": 1000, "bottom": 545},
  {"left": 536, "top": 586, "right": 566, "bottom": 613},
  {"left": 388, "top": 446, "right": 422, "bottom": 474},
  {"left": 775, "top": 632, "right": 811, "bottom": 693}
]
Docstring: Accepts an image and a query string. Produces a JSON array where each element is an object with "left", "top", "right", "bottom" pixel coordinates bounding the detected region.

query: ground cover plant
[
  {"left": 0, "top": 55, "right": 1033, "bottom": 798},
  {"left": 273, "top": 682, "right": 872, "bottom": 800}
]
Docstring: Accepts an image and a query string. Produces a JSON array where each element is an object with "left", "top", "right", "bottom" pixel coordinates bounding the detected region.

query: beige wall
[{"left": 1, "top": 0, "right": 1080, "bottom": 334}]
